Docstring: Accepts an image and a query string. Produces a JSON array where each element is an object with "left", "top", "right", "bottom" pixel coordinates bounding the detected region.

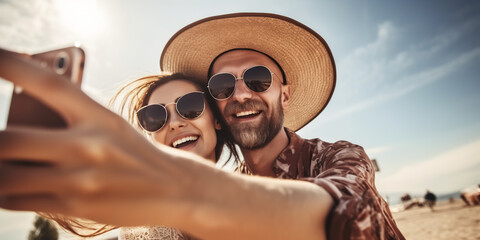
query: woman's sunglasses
[
  {"left": 207, "top": 65, "right": 276, "bottom": 100},
  {"left": 136, "top": 91, "right": 205, "bottom": 132}
]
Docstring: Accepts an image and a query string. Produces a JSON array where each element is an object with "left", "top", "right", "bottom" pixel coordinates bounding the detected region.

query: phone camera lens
[
  {"left": 57, "top": 57, "right": 66, "bottom": 69},
  {"left": 54, "top": 51, "right": 69, "bottom": 75}
]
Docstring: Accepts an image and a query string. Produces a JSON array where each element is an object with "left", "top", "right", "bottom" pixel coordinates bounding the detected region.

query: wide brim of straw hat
[{"left": 160, "top": 12, "right": 336, "bottom": 131}]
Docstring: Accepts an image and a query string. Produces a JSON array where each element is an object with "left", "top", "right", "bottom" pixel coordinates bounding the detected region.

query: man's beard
[{"left": 223, "top": 94, "right": 284, "bottom": 149}]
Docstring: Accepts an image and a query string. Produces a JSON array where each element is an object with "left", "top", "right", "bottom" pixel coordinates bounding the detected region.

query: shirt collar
[{"left": 271, "top": 128, "right": 307, "bottom": 179}]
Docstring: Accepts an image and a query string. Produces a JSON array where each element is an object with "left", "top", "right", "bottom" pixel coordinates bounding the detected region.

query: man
[
  {"left": 160, "top": 13, "right": 405, "bottom": 239},
  {"left": 424, "top": 190, "right": 437, "bottom": 211}
]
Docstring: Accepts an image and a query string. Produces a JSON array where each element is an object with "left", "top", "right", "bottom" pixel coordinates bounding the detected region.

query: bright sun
[{"left": 53, "top": 0, "right": 105, "bottom": 37}]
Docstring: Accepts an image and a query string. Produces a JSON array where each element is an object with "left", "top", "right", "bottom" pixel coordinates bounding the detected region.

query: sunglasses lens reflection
[
  {"left": 137, "top": 104, "right": 167, "bottom": 132},
  {"left": 209, "top": 73, "right": 236, "bottom": 99},
  {"left": 244, "top": 66, "right": 272, "bottom": 92},
  {"left": 177, "top": 92, "right": 205, "bottom": 119},
  {"left": 137, "top": 92, "right": 206, "bottom": 132}
]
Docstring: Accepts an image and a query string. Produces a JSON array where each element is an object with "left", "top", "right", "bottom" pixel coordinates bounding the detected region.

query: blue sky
[{"left": 0, "top": 0, "right": 479, "bottom": 239}]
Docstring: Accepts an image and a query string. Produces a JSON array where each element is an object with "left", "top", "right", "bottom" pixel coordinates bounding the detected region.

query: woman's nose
[{"left": 166, "top": 106, "right": 186, "bottom": 131}]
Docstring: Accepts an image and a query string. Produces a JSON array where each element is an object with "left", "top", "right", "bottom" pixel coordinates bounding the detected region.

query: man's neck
[{"left": 240, "top": 128, "right": 289, "bottom": 177}]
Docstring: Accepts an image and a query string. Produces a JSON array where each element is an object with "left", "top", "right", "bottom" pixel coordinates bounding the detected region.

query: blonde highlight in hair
[
  {"left": 39, "top": 213, "right": 117, "bottom": 238},
  {"left": 109, "top": 74, "right": 169, "bottom": 130}
]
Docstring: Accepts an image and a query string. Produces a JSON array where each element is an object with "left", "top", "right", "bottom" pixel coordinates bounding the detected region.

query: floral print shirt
[{"left": 239, "top": 128, "right": 405, "bottom": 240}]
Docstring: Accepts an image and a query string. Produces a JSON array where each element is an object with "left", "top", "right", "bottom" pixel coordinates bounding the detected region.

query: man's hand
[{"left": 0, "top": 48, "right": 216, "bottom": 226}]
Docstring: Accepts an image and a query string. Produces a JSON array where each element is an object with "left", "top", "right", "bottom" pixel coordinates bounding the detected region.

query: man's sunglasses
[
  {"left": 208, "top": 65, "right": 277, "bottom": 100},
  {"left": 136, "top": 91, "right": 205, "bottom": 132}
]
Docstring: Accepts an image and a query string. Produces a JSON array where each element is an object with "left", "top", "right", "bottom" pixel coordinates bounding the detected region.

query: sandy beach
[{"left": 392, "top": 199, "right": 480, "bottom": 240}]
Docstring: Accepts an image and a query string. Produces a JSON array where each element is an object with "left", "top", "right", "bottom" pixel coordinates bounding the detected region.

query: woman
[
  {"left": 116, "top": 73, "right": 239, "bottom": 239},
  {"left": 47, "top": 73, "right": 239, "bottom": 239}
]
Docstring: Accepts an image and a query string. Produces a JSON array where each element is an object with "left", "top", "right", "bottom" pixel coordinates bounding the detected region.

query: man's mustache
[{"left": 224, "top": 99, "right": 268, "bottom": 116}]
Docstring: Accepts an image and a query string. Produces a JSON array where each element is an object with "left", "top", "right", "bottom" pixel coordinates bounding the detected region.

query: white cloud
[
  {"left": 340, "top": 21, "right": 399, "bottom": 90},
  {"left": 0, "top": 1, "right": 59, "bottom": 50},
  {"left": 0, "top": 0, "right": 94, "bottom": 52},
  {"left": 340, "top": 16, "right": 476, "bottom": 94},
  {"left": 364, "top": 145, "right": 391, "bottom": 157},
  {"left": 376, "top": 139, "right": 480, "bottom": 194},
  {"left": 326, "top": 47, "right": 480, "bottom": 123},
  {"left": 321, "top": 17, "right": 480, "bottom": 124},
  {"left": 393, "top": 47, "right": 480, "bottom": 94}
]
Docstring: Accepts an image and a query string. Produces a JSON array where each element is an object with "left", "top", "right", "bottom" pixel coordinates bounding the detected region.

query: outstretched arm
[{"left": 0, "top": 49, "right": 333, "bottom": 240}]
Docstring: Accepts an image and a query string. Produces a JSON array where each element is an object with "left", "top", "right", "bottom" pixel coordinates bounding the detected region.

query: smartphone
[{"left": 6, "top": 46, "right": 86, "bottom": 129}]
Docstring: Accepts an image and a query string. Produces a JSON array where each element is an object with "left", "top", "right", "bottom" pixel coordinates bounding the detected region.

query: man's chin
[
  {"left": 234, "top": 135, "right": 264, "bottom": 149},
  {"left": 231, "top": 126, "right": 267, "bottom": 149},
  {"left": 224, "top": 104, "right": 283, "bottom": 149}
]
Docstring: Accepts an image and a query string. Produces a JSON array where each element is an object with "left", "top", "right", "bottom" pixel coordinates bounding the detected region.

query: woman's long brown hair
[{"left": 46, "top": 73, "right": 240, "bottom": 237}]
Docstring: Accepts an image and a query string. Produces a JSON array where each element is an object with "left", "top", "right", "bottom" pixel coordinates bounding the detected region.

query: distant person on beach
[
  {"left": 460, "top": 184, "right": 480, "bottom": 206},
  {"left": 401, "top": 193, "right": 412, "bottom": 203},
  {"left": 424, "top": 190, "right": 437, "bottom": 211},
  {"left": 401, "top": 193, "right": 421, "bottom": 210}
]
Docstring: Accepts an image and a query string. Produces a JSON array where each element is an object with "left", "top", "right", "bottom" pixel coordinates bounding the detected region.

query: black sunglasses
[
  {"left": 208, "top": 65, "right": 277, "bottom": 100},
  {"left": 136, "top": 91, "right": 205, "bottom": 132}
]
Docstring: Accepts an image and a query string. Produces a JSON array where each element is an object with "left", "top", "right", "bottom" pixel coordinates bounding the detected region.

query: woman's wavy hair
[{"left": 45, "top": 73, "right": 240, "bottom": 237}]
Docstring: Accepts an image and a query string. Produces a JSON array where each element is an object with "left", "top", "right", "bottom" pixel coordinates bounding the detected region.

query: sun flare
[{"left": 53, "top": 0, "right": 105, "bottom": 37}]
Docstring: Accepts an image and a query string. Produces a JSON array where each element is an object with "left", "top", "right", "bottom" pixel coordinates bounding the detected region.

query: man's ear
[
  {"left": 281, "top": 84, "right": 291, "bottom": 110},
  {"left": 214, "top": 119, "right": 222, "bottom": 130}
]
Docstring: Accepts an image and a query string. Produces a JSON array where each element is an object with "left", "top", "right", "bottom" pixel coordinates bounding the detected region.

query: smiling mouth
[
  {"left": 172, "top": 135, "right": 199, "bottom": 148},
  {"left": 234, "top": 110, "right": 261, "bottom": 119}
]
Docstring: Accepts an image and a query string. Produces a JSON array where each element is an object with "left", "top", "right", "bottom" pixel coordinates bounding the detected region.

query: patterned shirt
[{"left": 239, "top": 128, "right": 405, "bottom": 240}]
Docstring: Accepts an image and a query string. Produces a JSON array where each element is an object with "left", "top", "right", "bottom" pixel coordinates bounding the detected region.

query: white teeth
[
  {"left": 172, "top": 136, "right": 198, "bottom": 148},
  {"left": 235, "top": 111, "right": 259, "bottom": 117}
]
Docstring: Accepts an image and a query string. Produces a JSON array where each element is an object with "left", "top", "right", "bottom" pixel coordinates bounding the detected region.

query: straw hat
[{"left": 160, "top": 12, "right": 336, "bottom": 131}]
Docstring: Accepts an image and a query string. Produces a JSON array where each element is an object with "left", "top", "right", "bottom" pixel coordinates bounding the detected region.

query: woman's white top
[{"left": 118, "top": 226, "right": 187, "bottom": 240}]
